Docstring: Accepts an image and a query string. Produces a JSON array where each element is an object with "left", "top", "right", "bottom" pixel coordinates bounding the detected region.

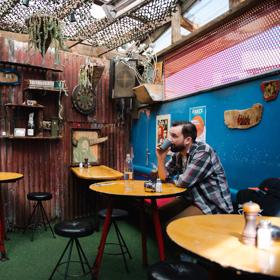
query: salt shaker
[
  {"left": 155, "top": 178, "right": 162, "bottom": 193},
  {"left": 257, "top": 220, "right": 272, "bottom": 250},
  {"left": 241, "top": 201, "right": 260, "bottom": 246}
]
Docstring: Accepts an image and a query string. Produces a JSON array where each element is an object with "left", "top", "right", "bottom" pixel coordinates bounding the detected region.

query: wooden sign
[
  {"left": 261, "top": 80, "right": 279, "bottom": 101},
  {"left": 0, "top": 69, "right": 20, "bottom": 85},
  {"left": 224, "top": 103, "right": 263, "bottom": 129}
]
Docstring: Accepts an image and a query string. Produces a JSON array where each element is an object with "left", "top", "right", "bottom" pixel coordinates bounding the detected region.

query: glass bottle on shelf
[{"left": 27, "top": 112, "right": 35, "bottom": 136}]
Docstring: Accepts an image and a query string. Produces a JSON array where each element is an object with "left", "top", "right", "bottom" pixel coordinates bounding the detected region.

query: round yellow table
[
  {"left": 90, "top": 179, "right": 186, "bottom": 279},
  {"left": 167, "top": 214, "right": 280, "bottom": 278},
  {"left": 0, "top": 172, "right": 23, "bottom": 260}
]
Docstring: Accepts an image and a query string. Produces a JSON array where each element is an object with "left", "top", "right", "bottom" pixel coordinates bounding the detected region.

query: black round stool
[
  {"left": 49, "top": 219, "right": 95, "bottom": 279},
  {"left": 147, "top": 261, "right": 208, "bottom": 280},
  {"left": 24, "top": 192, "right": 55, "bottom": 241},
  {"left": 99, "top": 208, "right": 132, "bottom": 272}
]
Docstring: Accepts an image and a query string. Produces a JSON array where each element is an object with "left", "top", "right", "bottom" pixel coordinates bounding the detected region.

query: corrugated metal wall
[{"left": 0, "top": 38, "right": 130, "bottom": 228}]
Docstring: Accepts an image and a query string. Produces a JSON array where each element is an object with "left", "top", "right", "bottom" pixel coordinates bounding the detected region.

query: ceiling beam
[
  {"left": 180, "top": 17, "right": 198, "bottom": 32},
  {"left": 229, "top": 0, "right": 247, "bottom": 9},
  {"left": 141, "top": 0, "right": 197, "bottom": 46},
  {"left": 171, "top": 5, "right": 182, "bottom": 44}
]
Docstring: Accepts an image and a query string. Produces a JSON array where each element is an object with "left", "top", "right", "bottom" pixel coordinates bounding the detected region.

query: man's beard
[{"left": 171, "top": 144, "right": 185, "bottom": 153}]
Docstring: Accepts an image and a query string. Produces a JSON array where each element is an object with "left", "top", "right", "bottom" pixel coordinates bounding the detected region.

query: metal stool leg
[
  {"left": 113, "top": 221, "right": 130, "bottom": 272},
  {"left": 64, "top": 239, "right": 74, "bottom": 280},
  {"left": 38, "top": 202, "right": 47, "bottom": 231},
  {"left": 23, "top": 202, "right": 39, "bottom": 234},
  {"left": 40, "top": 202, "right": 56, "bottom": 239},
  {"left": 49, "top": 238, "right": 73, "bottom": 280},
  {"left": 114, "top": 221, "right": 132, "bottom": 259},
  {"left": 75, "top": 238, "right": 86, "bottom": 274},
  {"left": 75, "top": 238, "right": 92, "bottom": 274}
]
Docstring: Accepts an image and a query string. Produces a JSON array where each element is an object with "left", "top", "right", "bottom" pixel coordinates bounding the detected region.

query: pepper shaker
[{"left": 241, "top": 201, "right": 260, "bottom": 246}]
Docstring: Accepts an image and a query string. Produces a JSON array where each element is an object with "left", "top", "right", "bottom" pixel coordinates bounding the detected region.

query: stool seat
[
  {"left": 98, "top": 208, "right": 128, "bottom": 220},
  {"left": 54, "top": 220, "right": 94, "bottom": 238},
  {"left": 148, "top": 261, "right": 208, "bottom": 280},
  {"left": 49, "top": 219, "right": 94, "bottom": 279},
  {"left": 27, "top": 192, "right": 52, "bottom": 201}
]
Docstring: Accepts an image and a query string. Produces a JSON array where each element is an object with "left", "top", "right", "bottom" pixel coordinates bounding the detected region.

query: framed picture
[
  {"left": 156, "top": 114, "right": 171, "bottom": 147},
  {"left": 0, "top": 68, "right": 20, "bottom": 85},
  {"left": 189, "top": 106, "right": 206, "bottom": 143},
  {"left": 71, "top": 128, "right": 108, "bottom": 166}
]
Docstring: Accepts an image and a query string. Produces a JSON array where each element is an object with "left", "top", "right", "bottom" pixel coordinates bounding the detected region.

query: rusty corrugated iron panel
[{"left": 0, "top": 39, "right": 129, "bottom": 226}]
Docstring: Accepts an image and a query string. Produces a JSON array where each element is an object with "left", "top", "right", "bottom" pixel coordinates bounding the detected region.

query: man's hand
[
  {"left": 156, "top": 145, "right": 170, "bottom": 181},
  {"left": 156, "top": 145, "right": 169, "bottom": 161}
]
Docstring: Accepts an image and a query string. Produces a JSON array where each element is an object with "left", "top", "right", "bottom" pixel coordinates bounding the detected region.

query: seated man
[{"left": 156, "top": 121, "right": 233, "bottom": 221}]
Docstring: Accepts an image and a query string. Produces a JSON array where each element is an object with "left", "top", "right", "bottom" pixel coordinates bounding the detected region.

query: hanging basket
[{"left": 26, "top": 15, "right": 64, "bottom": 57}]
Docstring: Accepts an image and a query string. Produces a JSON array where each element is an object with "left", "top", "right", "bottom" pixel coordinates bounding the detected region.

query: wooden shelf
[
  {"left": 24, "top": 86, "right": 67, "bottom": 93},
  {"left": 5, "top": 103, "right": 45, "bottom": 109},
  {"left": 133, "top": 84, "right": 163, "bottom": 104},
  {"left": 4, "top": 136, "right": 62, "bottom": 140},
  {"left": 0, "top": 60, "right": 63, "bottom": 72}
]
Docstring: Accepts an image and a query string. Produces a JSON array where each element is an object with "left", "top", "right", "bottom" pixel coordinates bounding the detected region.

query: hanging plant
[
  {"left": 78, "top": 62, "right": 105, "bottom": 89},
  {"left": 79, "top": 65, "right": 92, "bottom": 89},
  {"left": 26, "top": 14, "right": 66, "bottom": 61}
]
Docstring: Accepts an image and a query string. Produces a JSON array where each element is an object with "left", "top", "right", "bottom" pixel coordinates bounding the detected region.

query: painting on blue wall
[
  {"left": 156, "top": 114, "right": 171, "bottom": 147},
  {"left": 189, "top": 106, "right": 206, "bottom": 142}
]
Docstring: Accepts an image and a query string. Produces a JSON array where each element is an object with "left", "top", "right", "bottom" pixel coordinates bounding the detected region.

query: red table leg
[
  {"left": 151, "top": 199, "right": 165, "bottom": 261},
  {"left": 139, "top": 199, "right": 148, "bottom": 266},
  {"left": 0, "top": 191, "right": 7, "bottom": 260},
  {"left": 92, "top": 198, "right": 113, "bottom": 279}
]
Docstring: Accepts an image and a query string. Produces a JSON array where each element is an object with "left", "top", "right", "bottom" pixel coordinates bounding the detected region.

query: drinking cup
[{"left": 159, "top": 139, "right": 172, "bottom": 151}]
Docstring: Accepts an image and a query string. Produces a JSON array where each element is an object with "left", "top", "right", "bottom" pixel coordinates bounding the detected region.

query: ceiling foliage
[{"left": 0, "top": 0, "right": 179, "bottom": 50}]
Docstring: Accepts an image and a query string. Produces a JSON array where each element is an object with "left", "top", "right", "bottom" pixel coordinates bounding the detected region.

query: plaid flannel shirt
[{"left": 166, "top": 141, "right": 233, "bottom": 214}]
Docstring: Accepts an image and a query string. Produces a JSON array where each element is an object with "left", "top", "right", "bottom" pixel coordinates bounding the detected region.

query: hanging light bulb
[{"left": 22, "top": 0, "right": 29, "bottom": 7}]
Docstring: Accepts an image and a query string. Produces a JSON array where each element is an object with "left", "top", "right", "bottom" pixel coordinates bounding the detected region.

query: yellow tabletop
[
  {"left": 71, "top": 165, "right": 123, "bottom": 181},
  {"left": 90, "top": 180, "right": 186, "bottom": 198},
  {"left": 0, "top": 172, "right": 23, "bottom": 183},
  {"left": 167, "top": 214, "right": 280, "bottom": 277}
]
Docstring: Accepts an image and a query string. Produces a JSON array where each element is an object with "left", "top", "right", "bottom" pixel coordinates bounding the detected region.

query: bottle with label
[
  {"left": 27, "top": 112, "right": 35, "bottom": 136},
  {"left": 124, "top": 154, "right": 133, "bottom": 189},
  {"left": 257, "top": 220, "right": 272, "bottom": 250},
  {"left": 155, "top": 178, "right": 162, "bottom": 193}
]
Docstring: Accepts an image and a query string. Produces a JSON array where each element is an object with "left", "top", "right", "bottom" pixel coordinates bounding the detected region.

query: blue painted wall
[{"left": 131, "top": 73, "right": 280, "bottom": 199}]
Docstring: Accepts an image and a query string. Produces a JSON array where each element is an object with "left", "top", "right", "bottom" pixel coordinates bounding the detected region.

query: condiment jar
[
  {"left": 241, "top": 201, "right": 260, "bottom": 245},
  {"left": 155, "top": 178, "right": 162, "bottom": 193},
  {"left": 257, "top": 220, "right": 272, "bottom": 250}
]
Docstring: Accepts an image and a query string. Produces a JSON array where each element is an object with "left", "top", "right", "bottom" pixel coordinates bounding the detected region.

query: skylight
[
  {"left": 153, "top": 0, "right": 229, "bottom": 54},
  {"left": 184, "top": 0, "right": 229, "bottom": 26}
]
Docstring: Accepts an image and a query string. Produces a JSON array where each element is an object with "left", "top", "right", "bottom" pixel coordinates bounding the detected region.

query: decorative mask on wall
[
  {"left": 261, "top": 80, "right": 279, "bottom": 101},
  {"left": 224, "top": 103, "right": 263, "bottom": 129}
]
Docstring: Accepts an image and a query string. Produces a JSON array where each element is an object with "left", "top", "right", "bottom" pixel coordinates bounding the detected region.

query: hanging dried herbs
[
  {"left": 26, "top": 14, "right": 66, "bottom": 61},
  {"left": 78, "top": 62, "right": 105, "bottom": 89}
]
